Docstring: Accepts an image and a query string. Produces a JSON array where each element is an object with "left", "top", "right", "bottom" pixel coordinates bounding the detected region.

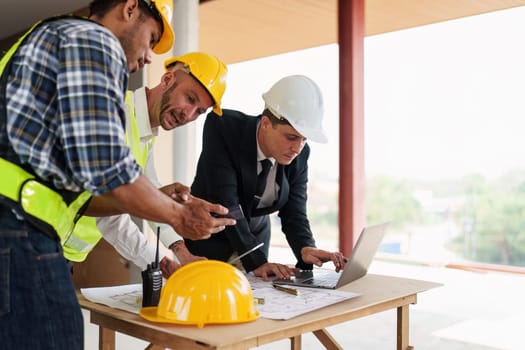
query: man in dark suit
[{"left": 187, "top": 75, "right": 347, "bottom": 280}]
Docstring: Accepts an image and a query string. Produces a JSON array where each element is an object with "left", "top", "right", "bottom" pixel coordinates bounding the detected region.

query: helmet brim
[
  {"left": 140, "top": 306, "right": 259, "bottom": 327},
  {"left": 212, "top": 105, "right": 223, "bottom": 116},
  {"left": 153, "top": 15, "right": 175, "bottom": 54},
  {"left": 291, "top": 124, "right": 328, "bottom": 143}
]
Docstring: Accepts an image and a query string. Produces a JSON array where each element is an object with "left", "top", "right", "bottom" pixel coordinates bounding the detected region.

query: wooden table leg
[
  {"left": 397, "top": 304, "right": 413, "bottom": 350},
  {"left": 290, "top": 335, "right": 301, "bottom": 350},
  {"left": 99, "top": 326, "right": 116, "bottom": 350},
  {"left": 312, "top": 329, "right": 343, "bottom": 350},
  {"left": 145, "top": 344, "right": 165, "bottom": 350}
]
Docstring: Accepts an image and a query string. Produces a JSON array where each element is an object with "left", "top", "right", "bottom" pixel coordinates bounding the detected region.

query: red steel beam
[{"left": 338, "top": 0, "right": 366, "bottom": 254}]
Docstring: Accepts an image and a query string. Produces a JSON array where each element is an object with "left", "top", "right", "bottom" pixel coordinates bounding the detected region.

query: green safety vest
[
  {"left": 0, "top": 17, "right": 92, "bottom": 242},
  {"left": 63, "top": 92, "right": 152, "bottom": 261}
]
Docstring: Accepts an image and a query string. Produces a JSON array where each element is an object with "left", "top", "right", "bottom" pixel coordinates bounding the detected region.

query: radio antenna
[{"left": 155, "top": 226, "right": 160, "bottom": 269}]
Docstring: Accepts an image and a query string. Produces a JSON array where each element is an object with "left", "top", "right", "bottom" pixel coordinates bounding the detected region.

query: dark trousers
[{"left": 0, "top": 206, "right": 83, "bottom": 349}]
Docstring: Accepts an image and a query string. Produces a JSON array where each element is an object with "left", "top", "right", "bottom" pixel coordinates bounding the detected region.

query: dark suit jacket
[{"left": 188, "top": 109, "right": 316, "bottom": 272}]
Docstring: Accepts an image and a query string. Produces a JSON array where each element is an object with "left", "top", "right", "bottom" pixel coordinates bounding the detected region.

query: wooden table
[{"left": 79, "top": 274, "right": 441, "bottom": 350}]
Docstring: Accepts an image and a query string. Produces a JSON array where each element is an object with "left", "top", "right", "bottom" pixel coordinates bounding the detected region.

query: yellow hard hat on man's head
[
  {"left": 141, "top": 0, "right": 175, "bottom": 54},
  {"left": 164, "top": 52, "right": 228, "bottom": 116}
]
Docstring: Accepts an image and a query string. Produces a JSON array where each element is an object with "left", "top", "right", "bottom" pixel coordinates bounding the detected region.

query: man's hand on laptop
[
  {"left": 301, "top": 247, "right": 347, "bottom": 272},
  {"left": 252, "top": 262, "right": 298, "bottom": 281}
]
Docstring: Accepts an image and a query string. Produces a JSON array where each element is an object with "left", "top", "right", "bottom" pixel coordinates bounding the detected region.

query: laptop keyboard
[
  {"left": 311, "top": 274, "right": 338, "bottom": 288},
  {"left": 296, "top": 271, "right": 338, "bottom": 288}
]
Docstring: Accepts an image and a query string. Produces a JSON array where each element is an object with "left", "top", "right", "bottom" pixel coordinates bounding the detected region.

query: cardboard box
[{"left": 71, "top": 239, "right": 131, "bottom": 288}]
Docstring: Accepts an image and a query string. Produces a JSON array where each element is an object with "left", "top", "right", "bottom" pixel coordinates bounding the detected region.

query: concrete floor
[{"left": 83, "top": 247, "right": 525, "bottom": 350}]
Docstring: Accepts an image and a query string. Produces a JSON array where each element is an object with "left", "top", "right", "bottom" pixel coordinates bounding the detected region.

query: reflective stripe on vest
[
  {"left": 63, "top": 93, "right": 150, "bottom": 261},
  {"left": 0, "top": 18, "right": 92, "bottom": 242},
  {"left": 125, "top": 91, "right": 151, "bottom": 169},
  {"left": 0, "top": 157, "right": 92, "bottom": 241}
]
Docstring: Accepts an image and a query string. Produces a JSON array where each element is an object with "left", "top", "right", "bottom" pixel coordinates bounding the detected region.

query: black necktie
[{"left": 253, "top": 159, "right": 272, "bottom": 209}]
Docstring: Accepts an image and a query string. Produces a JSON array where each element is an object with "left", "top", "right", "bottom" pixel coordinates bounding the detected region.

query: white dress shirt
[
  {"left": 95, "top": 87, "right": 180, "bottom": 268},
  {"left": 256, "top": 121, "right": 279, "bottom": 208}
]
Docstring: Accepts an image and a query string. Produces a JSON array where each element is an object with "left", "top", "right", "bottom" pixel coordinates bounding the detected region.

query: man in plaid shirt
[{"left": 0, "top": 1, "right": 234, "bottom": 348}]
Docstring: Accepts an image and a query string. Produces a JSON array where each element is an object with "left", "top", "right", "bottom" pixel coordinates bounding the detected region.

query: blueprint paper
[
  {"left": 246, "top": 274, "right": 360, "bottom": 320},
  {"left": 81, "top": 283, "right": 142, "bottom": 314},
  {"left": 81, "top": 276, "right": 360, "bottom": 320}
]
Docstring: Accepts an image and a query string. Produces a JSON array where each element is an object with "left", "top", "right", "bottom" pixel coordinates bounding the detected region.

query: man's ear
[
  {"left": 122, "top": 0, "right": 140, "bottom": 21},
  {"left": 260, "top": 115, "right": 272, "bottom": 129},
  {"left": 161, "top": 71, "right": 176, "bottom": 90}
]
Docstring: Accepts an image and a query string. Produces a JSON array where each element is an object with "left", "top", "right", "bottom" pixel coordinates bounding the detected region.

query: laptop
[{"left": 273, "top": 223, "right": 388, "bottom": 289}]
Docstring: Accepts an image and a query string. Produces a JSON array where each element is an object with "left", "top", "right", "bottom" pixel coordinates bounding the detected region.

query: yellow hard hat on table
[{"left": 140, "top": 260, "right": 259, "bottom": 328}]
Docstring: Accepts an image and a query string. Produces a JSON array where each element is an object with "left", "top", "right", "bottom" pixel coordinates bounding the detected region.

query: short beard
[{"left": 159, "top": 83, "right": 178, "bottom": 130}]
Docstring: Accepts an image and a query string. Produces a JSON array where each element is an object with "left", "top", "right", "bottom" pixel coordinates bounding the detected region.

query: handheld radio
[{"left": 141, "top": 227, "right": 162, "bottom": 307}]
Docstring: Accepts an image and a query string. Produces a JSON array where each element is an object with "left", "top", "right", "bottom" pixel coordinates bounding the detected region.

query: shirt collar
[
  {"left": 256, "top": 119, "right": 275, "bottom": 165},
  {"left": 130, "top": 87, "right": 158, "bottom": 141}
]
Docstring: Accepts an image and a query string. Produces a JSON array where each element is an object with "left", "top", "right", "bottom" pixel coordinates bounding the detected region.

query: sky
[{"left": 202, "top": 6, "right": 525, "bottom": 182}]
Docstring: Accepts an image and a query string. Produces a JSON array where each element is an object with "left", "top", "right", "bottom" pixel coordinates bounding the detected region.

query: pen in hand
[{"left": 272, "top": 284, "right": 300, "bottom": 296}]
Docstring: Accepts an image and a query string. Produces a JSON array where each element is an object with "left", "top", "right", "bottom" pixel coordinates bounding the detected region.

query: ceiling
[
  {"left": 0, "top": 0, "right": 90, "bottom": 40},
  {"left": 199, "top": 0, "right": 525, "bottom": 64},
  {"left": 1, "top": 0, "right": 525, "bottom": 63}
]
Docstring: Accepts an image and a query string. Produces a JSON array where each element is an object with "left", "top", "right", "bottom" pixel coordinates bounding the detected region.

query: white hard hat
[{"left": 262, "top": 75, "right": 327, "bottom": 143}]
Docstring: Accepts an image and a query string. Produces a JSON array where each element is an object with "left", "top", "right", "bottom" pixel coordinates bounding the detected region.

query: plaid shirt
[{"left": 1, "top": 18, "right": 141, "bottom": 195}]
